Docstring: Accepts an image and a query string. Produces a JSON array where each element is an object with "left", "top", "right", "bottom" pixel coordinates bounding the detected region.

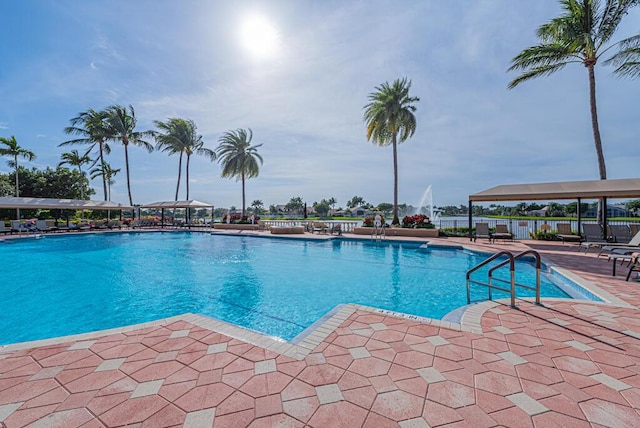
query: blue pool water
[{"left": 0, "top": 232, "right": 591, "bottom": 345}]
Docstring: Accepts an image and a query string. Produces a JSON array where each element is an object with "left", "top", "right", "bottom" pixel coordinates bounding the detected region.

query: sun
[{"left": 240, "top": 14, "right": 280, "bottom": 60}]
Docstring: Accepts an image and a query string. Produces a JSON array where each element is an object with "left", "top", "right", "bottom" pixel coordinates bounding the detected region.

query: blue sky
[{"left": 1, "top": 0, "right": 638, "bottom": 209}]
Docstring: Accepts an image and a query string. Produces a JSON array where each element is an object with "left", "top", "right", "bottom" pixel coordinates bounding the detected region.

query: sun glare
[{"left": 240, "top": 14, "right": 280, "bottom": 60}]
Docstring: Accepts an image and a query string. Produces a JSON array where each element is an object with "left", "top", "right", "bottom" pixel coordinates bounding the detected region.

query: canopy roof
[
  {"left": 141, "top": 200, "right": 213, "bottom": 209},
  {"left": 469, "top": 178, "right": 640, "bottom": 202},
  {"left": 0, "top": 197, "right": 133, "bottom": 210}
]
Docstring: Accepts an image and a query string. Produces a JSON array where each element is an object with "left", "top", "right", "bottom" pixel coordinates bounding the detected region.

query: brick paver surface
[{"left": 1, "top": 234, "right": 640, "bottom": 427}]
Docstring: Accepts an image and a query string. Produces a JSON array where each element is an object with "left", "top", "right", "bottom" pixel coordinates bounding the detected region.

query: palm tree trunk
[
  {"left": 78, "top": 166, "right": 84, "bottom": 199},
  {"left": 123, "top": 142, "right": 133, "bottom": 206},
  {"left": 99, "top": 142, "right": 108, "bottom": 201},
  {"left": 185, "top": 154, "right": 191, "bottom": 200},
  {"left": 392, "top": 135, "right": 399, "bottom": 225},
  {"left": 175, "top": 152, "right": 183, "bottom": 201},
  {"left": 242, "top": 171, "right": 246, "bottom": 217},
  {"left": 588, "top": 64, "right": 607, "bottom": 224},
  {"left": 14, "top": 156, "right": 20, "bottom": 220}
]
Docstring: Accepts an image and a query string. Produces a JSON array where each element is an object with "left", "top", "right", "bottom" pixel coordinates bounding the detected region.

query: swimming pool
[{"left": 0, "top": 232, "right": 593, "bottom": 344}]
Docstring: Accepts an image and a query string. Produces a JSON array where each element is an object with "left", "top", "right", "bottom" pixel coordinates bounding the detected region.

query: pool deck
[{"left": 2, "top": 230, "right": 640, "bottom": 427}]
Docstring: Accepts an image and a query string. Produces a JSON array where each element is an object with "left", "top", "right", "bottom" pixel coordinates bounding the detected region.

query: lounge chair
[
  {"left": 35, "top": 220, "right": 54, "bottom": 232},
  {"left": 54, "top": 221, "right": 70, "bottom": 232},
  {"left": 492, "top": 224, "right": 513, "bottom": 242},
  {"left": 608, "top": 224, "right": 632, "bottom": 243},
  {"left": 44, "top": 220, "right": 61, "bottom": 232},
  {"left": 630, "top": 223, "right": 640, "bottom": 236},
  {"left": 556, "top": 223, "right": 582, "bottom": 244},
  {"left": 106, "top": 220, "right": 122, "bottom": 229},
  {"left": 626, "top": 253, "right": 640, "bottom": 281},
  {"left": 579, "top": 223, "right": 608, "bottom": 253},
  {"left": 0, "top": 222, "right": 11, "bottom": 234},
  {"left": 473, "top": 223, "right": 492, "bottom": 242},
  {"left": 597, "top": 231, "right": 640, "bottom": 257},
  {"left": 330, "top": 223, "right": 342, "bottom": 236},
  {"left": 312, "top": 222, "right": 329, "bottom": 234},
  {"left": 10, "top": 220, "right": 29, "bottom": 233}
]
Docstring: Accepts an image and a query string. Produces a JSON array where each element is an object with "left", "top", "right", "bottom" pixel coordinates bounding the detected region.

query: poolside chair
[
  {"left": 579, "top": 223, "right": 608, "bottom": 253},
  {"left": 0, "top": 222, "right": 11, "bottom": 234},
  {"left": 492, "top": 224, "right": 513, "bottom": 242},
  {"left": 54, "top": 220, "right": 70, "bottom": 232},
  {"left": 597, "top": 231, "right": 640, "bottom": 257},
  {"left": 44, "top": 220, "right": 60, "bottom": 232},
  {"left": 556, "top": 223, "right": 582, "bottom": 244},
  {"left": 312, "top": 222, "right": 329, "bottom": 234},
  {"left": 473, "top": 223, "right": 492, "bottom": 243},
  {"left": 626, "top": 253, "right": 640, "bottom": 281},
  {"left": 10, "top": 220, "right": 26, "bottom": 233},
  {"left": 608, "top": 224, "right": 632, "bottom": 243},
  {"left": 630, "top": 223, "right": 640, "bottom": 236},
  {"left": 330, "top": 223, "right": 342, "bottom": 236},
  {"left": 107, "top": 220, "right": 122, "bottom": 229},
  {"left": 35, "top": 220, "right": 54, "bottom": 232}
]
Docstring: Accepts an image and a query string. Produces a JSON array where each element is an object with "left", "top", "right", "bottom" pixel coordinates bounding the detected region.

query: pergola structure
[
  {"left": 140, "top": 200, "right": 214, "bottom": 227},
  {"left": 0, "top": 197, "right": 134, "bottom": 224},
  {"left": 0, "top": 197, "right": 134, "bottom": 211},
  {"left": 468, "top": 178, "right": 640, "bottom": 241}
]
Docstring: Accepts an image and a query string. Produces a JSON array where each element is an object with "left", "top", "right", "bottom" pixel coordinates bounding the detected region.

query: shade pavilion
[
  {"left": 140, "top": 200, "right": 214, "bottom": 227},
  {"left": 468, "top": 178, "right": 640, "bottom": 240}
]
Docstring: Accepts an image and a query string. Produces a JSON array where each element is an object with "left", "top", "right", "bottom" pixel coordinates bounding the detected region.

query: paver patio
[{"left": 1, "top": 232, "right": 640, "bottom": 427}]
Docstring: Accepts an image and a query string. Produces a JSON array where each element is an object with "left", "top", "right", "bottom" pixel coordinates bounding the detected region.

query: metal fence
[{"left": 438, "top": 218, "right": 640, "bottom": 240}]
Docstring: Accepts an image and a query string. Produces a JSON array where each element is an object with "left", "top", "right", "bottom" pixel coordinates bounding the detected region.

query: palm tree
[
  {"left": 61, "top": 109, "right": 111, "bottom": 201},
  {"left": 216, "top": 128, "right": 263, "bottom": 216},
  {"left": 363, "top": 78, "right": 419, "bottom": 225},
  {"left": 90, "top": 162, "right": 120, "bottom": 201},
  {"left": 105, "top": 105, "right": 154, "bottom": 206},
  {"left": 155, "top": 118, "right": 215, "bottom": 200},
  {"left": 508, "top": 0, "right": 640, "bottom": 221},
  {"left": 0, "top": 135, "right": 36, "bottom": 218},
  {"left": 58, "top": 150, "right": 92, "bottom": 199},
  {"left": 606, "top": 33, "right": 640, "bottom": 77},
  {"left": 154, "top": 118, "right": 186, "bottom": 201}
]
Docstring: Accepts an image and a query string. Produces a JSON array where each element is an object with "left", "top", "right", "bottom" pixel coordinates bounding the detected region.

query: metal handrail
[
  {"left": 488, "top": 250, "right": 541, "bottom": 305},
  {"left": 466, "top": 250, "right": 541, "bottom": 308},
  {"left": 466, "top": 251, "right": 514, "bottom": 306}
]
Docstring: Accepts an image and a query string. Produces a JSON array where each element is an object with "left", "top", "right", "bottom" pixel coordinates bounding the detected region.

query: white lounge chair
[
  {"left": 36, "top": 220, "right": 54, "bottom": 232},
  {"left": 0, "top": 222, "right": 11, "bottom": 234}
]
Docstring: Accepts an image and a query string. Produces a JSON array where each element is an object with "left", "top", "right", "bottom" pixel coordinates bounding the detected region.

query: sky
[{"left": 1, "top": 0, "right": 639, "bottom": 210}]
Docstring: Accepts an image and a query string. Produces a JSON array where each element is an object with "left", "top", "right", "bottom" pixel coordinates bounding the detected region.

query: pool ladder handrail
[{"left": 465, "top": 250, "right": 541, "bottom": 308}]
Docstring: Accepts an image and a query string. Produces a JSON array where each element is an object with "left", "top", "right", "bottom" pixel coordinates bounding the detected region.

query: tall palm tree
[
  {"left": 90, "top": 162, "right": 120, "bottom": 201},
  {"left": 154, "top": 118, "right": 215, "bottom": 200},
  {"left": 216, "top": 128, "right": 263, "bottom": 216},
  {"left": 61, "top": 109, "right": 111, "bottom": 201},
  {"left": 363, "top": 78, "right": 419, "bottom": 225},
  {"left": 0, "top": 135, "right": 36, "bottom": 218},
  {"left": 58, "top": 150, "right": 93, "bottom": 199},
  {"left": 606, "top": 33, "right": 640, "bottom": 77},
  {"left": 508, "top": 0, "right": 640, "bottom": 221},
  {"left": 105, "top": 105, "right": 154, "bottom": 206}
]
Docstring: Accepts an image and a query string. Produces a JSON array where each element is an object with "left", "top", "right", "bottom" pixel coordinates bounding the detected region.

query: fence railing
[
  {"left": 262, "top": 220, "right": 359, "bottom": 233},
  {"left": 439, "top": 218, "right": 640, "bottom": 240}
]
